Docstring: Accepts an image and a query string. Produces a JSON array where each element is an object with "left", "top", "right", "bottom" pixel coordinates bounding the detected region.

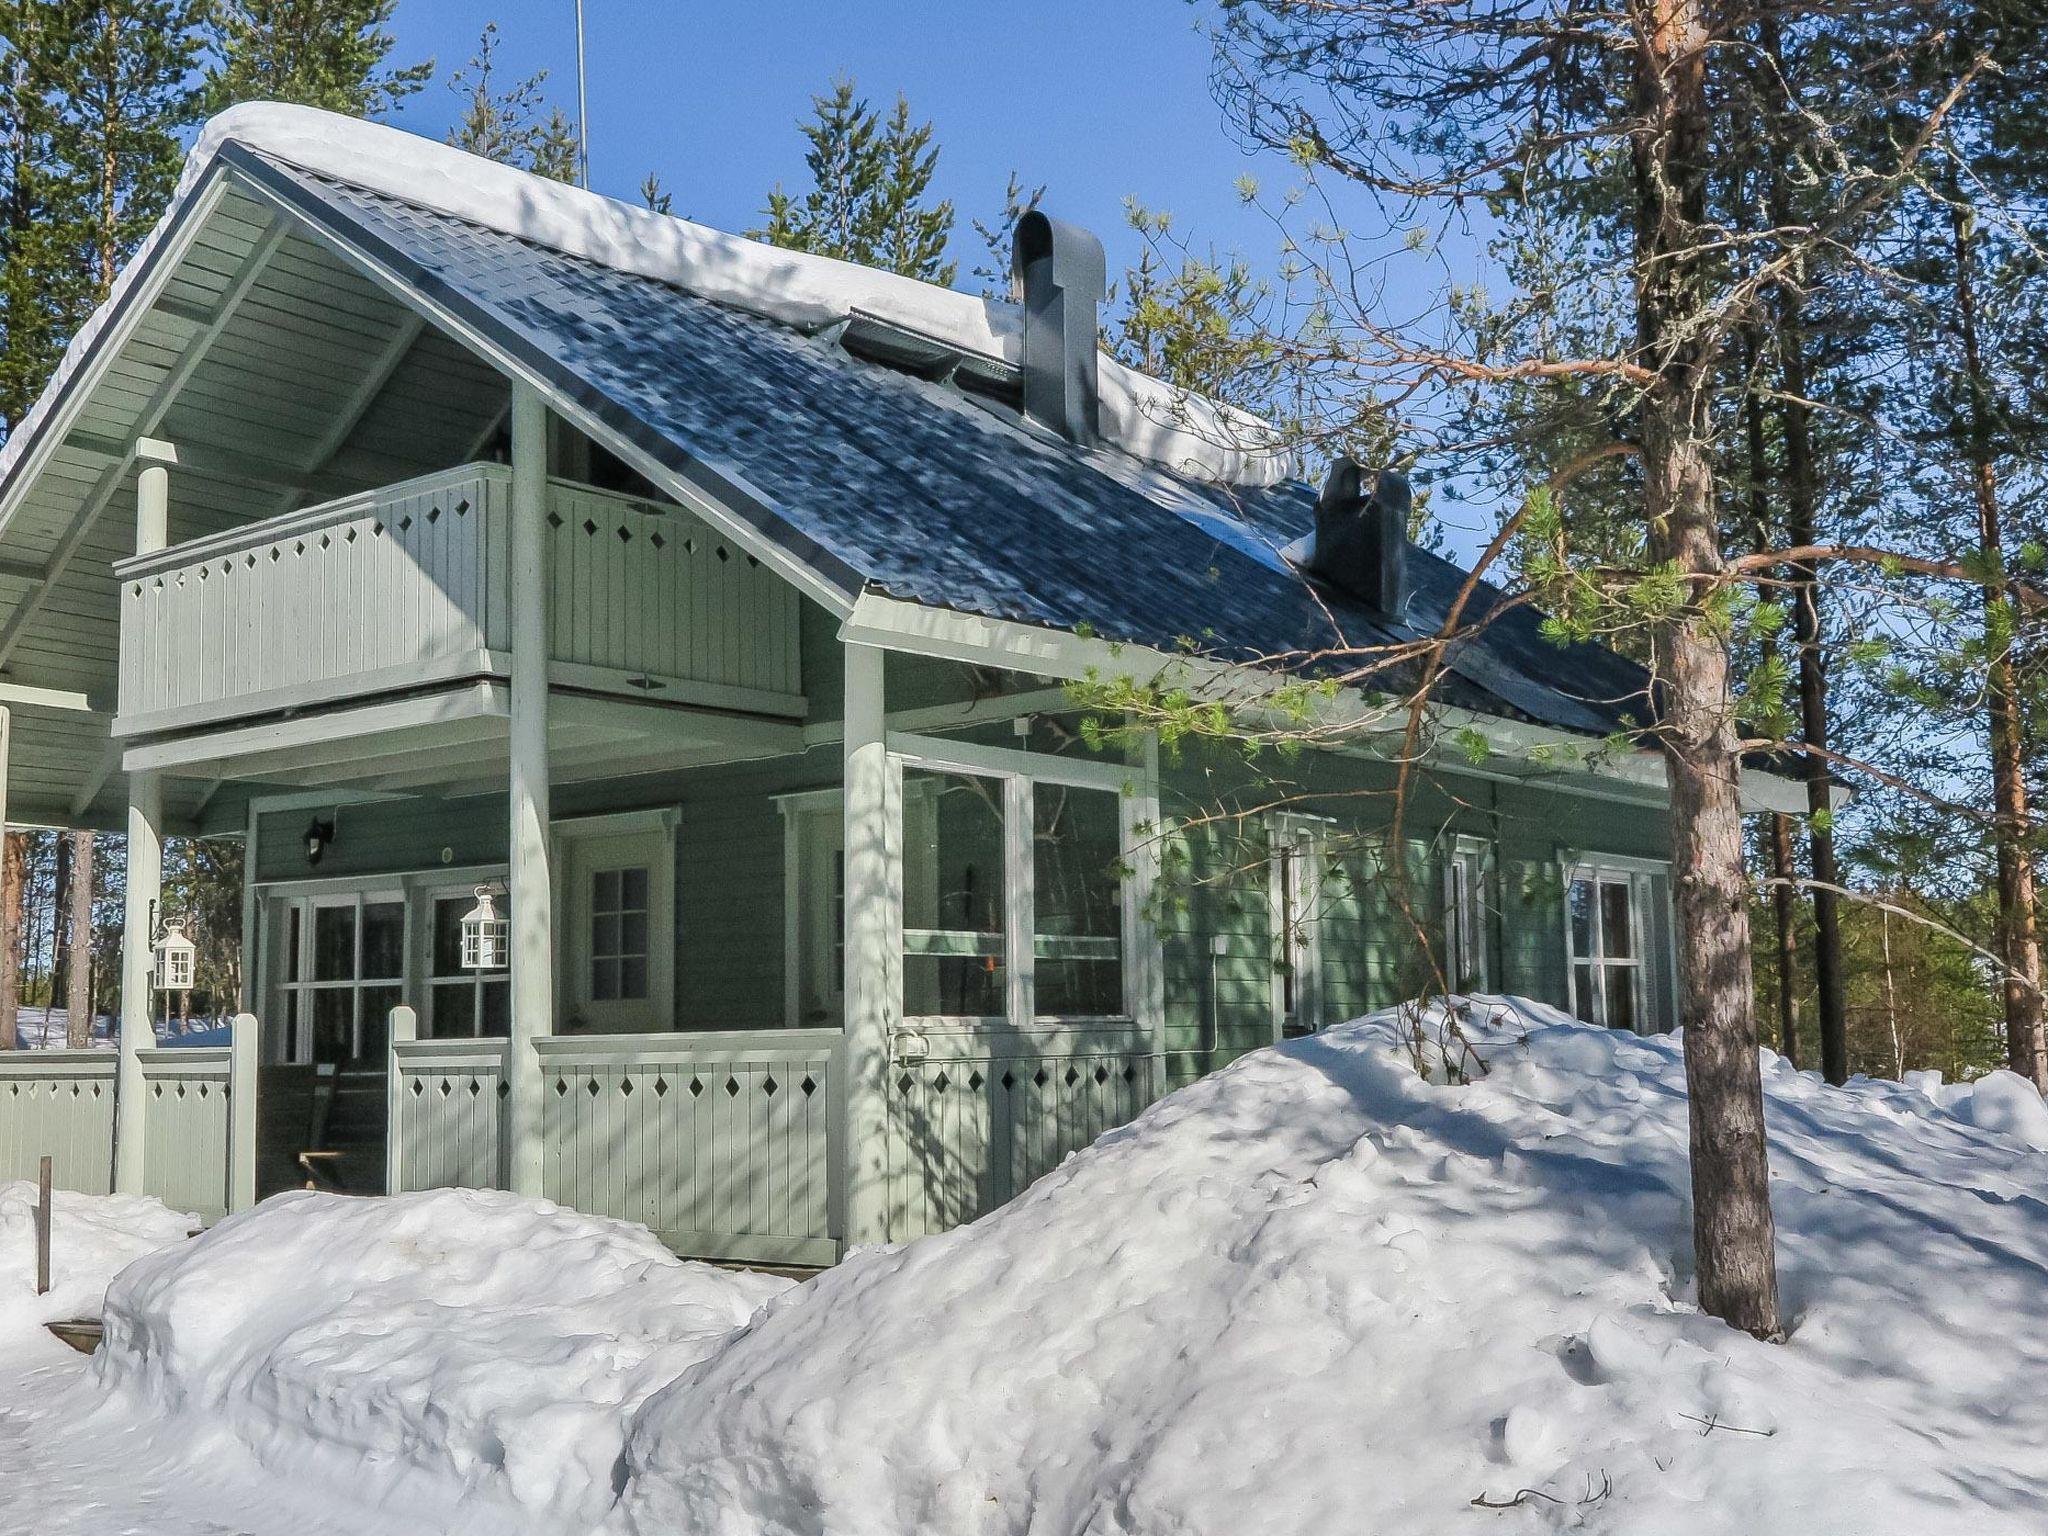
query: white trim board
[{"left": 843, "top": 592, "right": 1822, "bottom": 817}]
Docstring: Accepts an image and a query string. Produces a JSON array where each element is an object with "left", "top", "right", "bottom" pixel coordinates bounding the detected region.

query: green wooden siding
[{"left": 1153, "top": 742, "right": 1677, "bottom": 1087}]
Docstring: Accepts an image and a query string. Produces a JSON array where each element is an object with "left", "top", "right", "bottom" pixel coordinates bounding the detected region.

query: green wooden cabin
[{"left": 0, "top": 106, "right": 1805, "bottom": 1260}]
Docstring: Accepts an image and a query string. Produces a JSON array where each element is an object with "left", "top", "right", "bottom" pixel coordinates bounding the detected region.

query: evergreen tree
[
  {"left": 202, "top": 0, "right": 431, "bottom": 119},
  {"left": 758, "top": 78, "right": 956, "bottom": 283},
  {"left": 970, "top": 171, "right": 1043, "bottom": 297},
  {"left": 444, "top": 22, "right": 577, "bottom": 183},
  {"left": 56, "top": 0, "right": 202, "bottom": 297},
  {"left": 0, "top": 1, "right": 88, "bottom": 431}
]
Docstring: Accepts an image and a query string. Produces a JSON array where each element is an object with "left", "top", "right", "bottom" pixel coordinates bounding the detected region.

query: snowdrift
[
  {"left": 618, "top": 1000, "right": 2048, "bottom": 1535},
  {"left": 95, "top": 1188, "right": 790, "bottom": 1531},
  {"left": 0, "top": 1180, "right": 194, "bottom": 1343},
  {"left": 73, "top": 1002, "right": 2048, "bottom": 1535}
]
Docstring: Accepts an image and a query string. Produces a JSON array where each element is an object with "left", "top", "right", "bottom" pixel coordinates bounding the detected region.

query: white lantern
[
  {"left": 461, "top": 886, "right": 507, "bottom": 971},
  {"left": 154, "top": 918, "right": 196, "bottom": 992}
]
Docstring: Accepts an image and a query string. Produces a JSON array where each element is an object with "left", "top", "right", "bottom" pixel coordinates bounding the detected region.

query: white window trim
[
  {"left": 888, "top": 734, "right": 1143, "bottom": 1033},
  {"left": 1269, "top": 813, "right": 1332, "bottom": 1041},
  {"left": 1444, "top": 834, "right": 1494, "bottom": 994},
  {"left": 1560, "top": 855, "right": 1667, "bottom": 1033}
]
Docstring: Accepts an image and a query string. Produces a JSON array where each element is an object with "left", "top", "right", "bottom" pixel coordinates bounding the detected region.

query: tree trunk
[
  {"left": 48, "top": 830, "right": 70, "bottom": 1022},
  {"left": 65, "top": 831, "right": 94, "bottom": 1048},
  {"left": 1741, "top": 336, "right": 1802, "bottom": 1071},
  {"left": 1634, "top": 0, "right": 1781, "bottom": 1339},
  {"left": 0, "top": 831, "right": 25, "bottom": 1049},
  {"left": 1952, "top": 204, "right": 2047, "bottom": 1089},
  {"left": 1755, "top": 10, "right": 1847, "bottom": 1085},
  {"left": 1769, "top": 814, "right": 1803, "bottom": 1068}
]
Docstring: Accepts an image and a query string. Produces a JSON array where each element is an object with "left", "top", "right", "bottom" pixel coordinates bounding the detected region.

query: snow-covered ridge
[{"left": 185, "top": 103, "right": 1293, "bottom": 489}]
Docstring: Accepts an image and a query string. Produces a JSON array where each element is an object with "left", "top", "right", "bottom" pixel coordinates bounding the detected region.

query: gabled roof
[
  {"left": 220, "top": 141, "right": 1654, "bottom": 741},
  {"left": 0, "top": 106, "right": 1661, "bottom": 800}
]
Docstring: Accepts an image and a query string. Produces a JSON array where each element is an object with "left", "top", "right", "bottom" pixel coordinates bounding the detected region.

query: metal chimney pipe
[{"left": 1011, "top": 211, "right": 1107, "bottom": 445}]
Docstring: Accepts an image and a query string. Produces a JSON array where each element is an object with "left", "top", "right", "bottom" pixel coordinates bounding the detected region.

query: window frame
[
  {"left": 777, "top": 788, "right": 848, "bottom": 1027},
  {"left": 886, "top": 734, "right": 1143, "bottom": 1031},
  {"left": 1268, "top": 813, "right": 1331, "bottom": 1040},
  {"left": 1560, "top": 855, "right": 1664, "bottom": 1033},
  {"left": 1444, "top": 835, "right": 1495, "bottom": 994},
  {"left": 269, "top": 885, "right": 407, "bottom": 1064}
]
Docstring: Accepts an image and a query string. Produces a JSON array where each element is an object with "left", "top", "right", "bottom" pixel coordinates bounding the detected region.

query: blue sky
[
  {"left": 373, "top": 3, "right": 1502, "bottom": 555},
  {"left": 381, "top": 0, "right": 1279, "bottom": 288}
]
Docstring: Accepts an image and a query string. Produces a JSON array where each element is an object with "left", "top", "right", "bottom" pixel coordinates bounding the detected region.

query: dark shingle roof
[{"left": 230, "top": 147, "right": 1655, "bottom": 740}]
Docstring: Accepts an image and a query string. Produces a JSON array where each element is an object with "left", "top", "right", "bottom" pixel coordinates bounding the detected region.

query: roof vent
[
  {"left": 1307, "top": 458, "right": 1411, "bottom": 618},
  {"left": 1011, "top": 210, "right": 1106, "bottom": 445}
]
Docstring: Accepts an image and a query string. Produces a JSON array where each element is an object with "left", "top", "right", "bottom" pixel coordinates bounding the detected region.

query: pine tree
[
  {"left": 970, "top": 171, "right": 1043, "bottom": 297},
  {"left": 202, "top": 0, "right": 431, "bottom": 119},
  {"left": 0, "top": 2, "right": 90, "bottom": 431},
  {"left": 757, "top": 78, "right": 956, "bottom": 283},
  {"left": 444, "top": 22, "right": 577, "bottom": 184},
  {"left": 55, "top": 0, "right": 202, "bottom": 298}
]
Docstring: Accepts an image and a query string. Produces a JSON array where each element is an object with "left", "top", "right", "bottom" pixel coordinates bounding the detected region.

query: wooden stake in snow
[{"left": 34, "top": 1155, "right": 51, "bottom": 1296}]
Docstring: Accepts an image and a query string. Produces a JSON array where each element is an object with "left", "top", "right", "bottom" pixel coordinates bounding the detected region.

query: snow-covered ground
[
  {"left": 2, "top": 997, "right": 2045, "bottom": 1534},
  {"left": 9, "top": 1008, "right": 230, "bottom": 1048}
]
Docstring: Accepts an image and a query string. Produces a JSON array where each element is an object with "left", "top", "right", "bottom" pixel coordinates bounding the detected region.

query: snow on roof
[{"left": 182, "top": 104, "right": 1293, "bottom": 488}]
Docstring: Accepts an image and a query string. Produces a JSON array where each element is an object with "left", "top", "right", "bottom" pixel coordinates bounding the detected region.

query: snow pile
[
  {"left": 616, "top": 998, "right": 2048, "bottom": 1535},
  {"left": 1910, "top": 1067, "right": 2048, "bottom": 1149},
  {"left": 95, "top": 1188, "right": 791, "bottom": 1531},
  {"left": 0, "top": 1181, "right": 195, "bottom": 1339}
]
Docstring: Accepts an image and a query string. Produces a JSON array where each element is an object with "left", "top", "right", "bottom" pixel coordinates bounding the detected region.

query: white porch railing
[
  {"left": 0, "top": 1050, "right": 117, "bottom": 1194},
  {"left": 386, "top": 1013, "right": 840, "bottom": 1267},
  {"left": 882, "top": 1022, "right": 1159, "bottom": 1241},
  {"left": 114, "top": 465, "right": 804, "bottom": 736},
  {"left": 387, "top": 1016, "right": 509, "bottom": 1193},
  {"left": 0, "top": 1016, "right": 257, "bottom": 1220},
  {"left": 384, "top": 1011, "right": 1161, "bottom": 1263}
]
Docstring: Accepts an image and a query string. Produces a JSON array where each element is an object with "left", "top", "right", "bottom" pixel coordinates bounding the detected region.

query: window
[
  {"left": 1033, "top": 784, "right": 1124, "bottom": 1016},
  {"left": 902, "top": 770, "right": 1008, "bottom": 1018},
  {"left": 1444, "top": 838, "right": 1493, "bottom": 992},
  {"left": 897, "top": 753, "right": 1133, "bottom": 1025},
  {"left": 1270, "top": 818, "right": 1327, "bottom": 1038},
  {"left": 275, "top": 891, "right": 405, "bottom": 1065},
  {"left": 588, "top": 866, "right": 652, "bottom": 1003},
  {"left": 1566, "top": 863, "right": 1652, "bottom": 1032},
  {"left": 426, "top": 890, "right": 509, "bottom": 1038}
]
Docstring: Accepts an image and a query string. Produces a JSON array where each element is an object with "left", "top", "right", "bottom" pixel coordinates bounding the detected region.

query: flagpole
[{"left": 574, "top": 0, "right": 590, "bottom": 189}]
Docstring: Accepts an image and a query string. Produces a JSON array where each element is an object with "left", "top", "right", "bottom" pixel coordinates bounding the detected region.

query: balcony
[{"left": 112, "top": 464, "right": 807, "bottom": 786}]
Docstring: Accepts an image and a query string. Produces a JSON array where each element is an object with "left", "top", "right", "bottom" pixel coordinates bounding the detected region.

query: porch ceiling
[
  {"left": 0, "top": 174, "right": 508, "bottom": 830},
  {"left": 121, "top": 683, "right": 804, "bottom": 799}
]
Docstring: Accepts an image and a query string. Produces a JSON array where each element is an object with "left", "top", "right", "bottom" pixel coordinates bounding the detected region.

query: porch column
[
  {"left": 840, "top": 641, "right": 899, "bottom": 1248},
  {"left": 505, "top": 380, "right": 553, "bottom": 1197},
  {"left": 116, "top": 443, "right": 174, "bottom": 1191}
]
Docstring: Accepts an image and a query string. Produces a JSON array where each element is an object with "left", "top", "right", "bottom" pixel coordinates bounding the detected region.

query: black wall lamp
[{"left": 304, "top": 816, "right": 336, "bottom": 867}]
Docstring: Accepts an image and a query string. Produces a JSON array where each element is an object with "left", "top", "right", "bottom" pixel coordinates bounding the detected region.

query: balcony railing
[{"left": 115, "top": 464, "right": 803, "bottom": 736}]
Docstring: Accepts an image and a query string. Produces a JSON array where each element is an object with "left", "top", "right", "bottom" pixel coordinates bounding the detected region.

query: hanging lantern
[
  {"left": 154, "top": 918, "right": 196, "bottom": 993},
  {"left": 461, "top": 886, "right": 507, "bottom": 971}
]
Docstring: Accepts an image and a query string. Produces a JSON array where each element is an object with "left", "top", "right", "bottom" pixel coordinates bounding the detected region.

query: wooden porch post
[
  {"left": 506, "top": 381, "right": 553, "bottom": 1197},
  {"left": 116, "top": 444, "right": 174, "bottom": 1192},
  {"left": 840, "top": 641, "right": 898, "bottom": 1248}
]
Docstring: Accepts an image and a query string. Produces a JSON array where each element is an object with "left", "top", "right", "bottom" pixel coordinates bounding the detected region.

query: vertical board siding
[
  {"left": 390, "top": 1038, "right": 508, "bottom": 1193},
  {"left": 116, "top": 467, "right": 801, "bottom": 734},
  {"left": 883, "top": 1025, "right": 1158, "bottom": 1242},
  {"left": 116, "top": 466, "right": 508, "bottom": 725},
  {"left": 389, "top": 1031, "right": 837, "bottom": 1266},
  {"left": 544, "top": 481, "right": 801, "bottom": 698},
  {"left": 536, "top": 1032, "right": 838, "bottom": 1266},
  {"left": 136, "top": 1048, "right": 233, "bottom": 1223},
  {"left": 0, "top": 1052, "right": 117, "bottom": 1195}
]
